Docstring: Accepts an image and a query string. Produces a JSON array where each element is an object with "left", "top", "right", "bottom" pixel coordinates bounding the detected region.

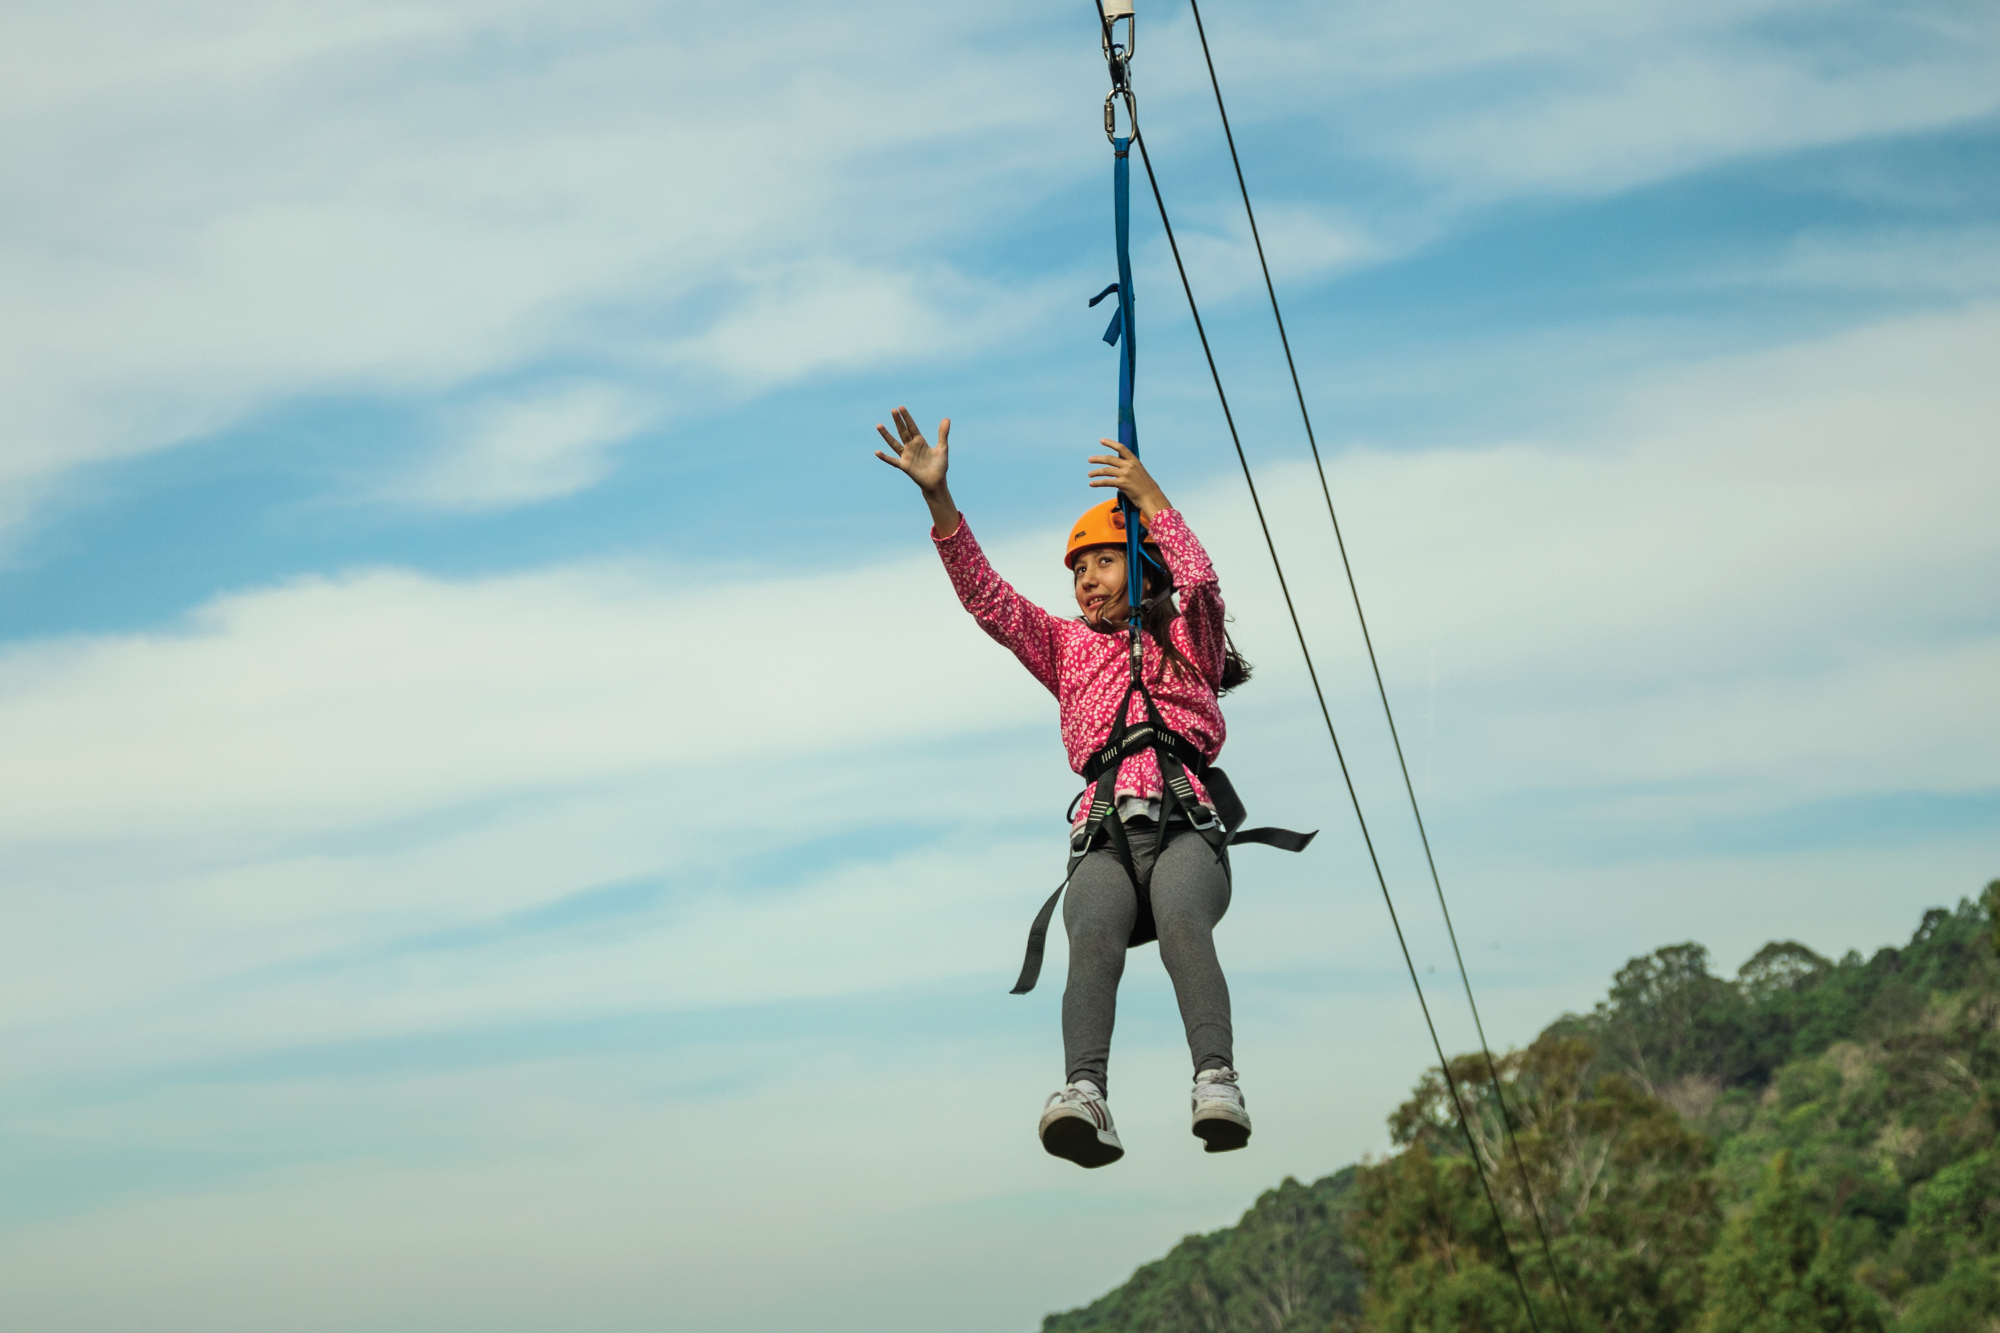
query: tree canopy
[{"left": 1041, "top": 883, "right": 2000, "bottom": 1333}]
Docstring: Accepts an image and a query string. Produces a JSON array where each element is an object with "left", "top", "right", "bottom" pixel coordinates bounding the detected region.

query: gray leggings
[{"left": 1062, "top": 820, "right": 1233, "bottom": 1095}]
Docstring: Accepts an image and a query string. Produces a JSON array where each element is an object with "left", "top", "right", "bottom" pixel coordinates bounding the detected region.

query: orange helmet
[{"left": 1064, "top": 498, "right": 1160, "bottom": 571}]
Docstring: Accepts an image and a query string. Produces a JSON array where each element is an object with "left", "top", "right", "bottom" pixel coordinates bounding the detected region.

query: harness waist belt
[{"left": 1010, "top": 694, "right": 1316, "bottom": 995}]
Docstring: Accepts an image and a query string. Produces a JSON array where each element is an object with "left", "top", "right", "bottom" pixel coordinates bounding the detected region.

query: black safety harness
[{"left": 1009, "top": 617, "right": 1316, "bottom": 994}]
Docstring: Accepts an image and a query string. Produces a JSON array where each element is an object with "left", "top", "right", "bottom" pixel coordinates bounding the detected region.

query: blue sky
[{"left": 1, "top": 0, "right": 1997, "bottom": 1329}]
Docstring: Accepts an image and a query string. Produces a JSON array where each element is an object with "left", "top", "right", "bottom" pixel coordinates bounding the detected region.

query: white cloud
[
  {"left": 0, "top": 524, "right": 1076, "bottom": 1066},
  {"left": 1767, "top": 226, "right": 2000, "bottom": 294},
  {"left": 665, "top": 261, "right": 1060, "bottom": 387},
  {"left": 398, "top": 383, "right": 655, "bottom": 509},
  {"left": 3, "top": 0, "right": 1994, "bottom": 538},
  {"left": 1163, "top": 0, "right": 2000, "bottom": 199},
  {"left": 1391, "top": 45, "right": 1999, "bottom": 197},
  {"left": 1206, "top": 304, "right": 2000, "bottom": 809},
  {"left": 0, "top": 548, "right": 1051, "bottom": 848},
  {"left": 1, "top": 302, "right": 1993, "bottom": 1062},
  {"left": 0, "top": 0, "right": 1082, "bottom": 529},
  {"left": 1142, "top": 206, "right": 1382, "bottom": 309}
]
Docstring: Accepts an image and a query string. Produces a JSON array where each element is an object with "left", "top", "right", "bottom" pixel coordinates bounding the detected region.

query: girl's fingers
[
  {"left": 874, "top": 451, "right": 904, "bottom": 468},
  {"left": 937, "top": 417, "right": 950, "bottom": 448},
  {"left": 1099, "top": 437, "right": 1134, "bottom": 458},
  {"left": 876, "top": 424, "right": 902, "bottom": 451}
]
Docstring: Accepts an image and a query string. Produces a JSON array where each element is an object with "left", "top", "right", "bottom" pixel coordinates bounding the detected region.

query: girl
[{"left": 875, "top": 405, "right": 1257, "bottom": 1170}]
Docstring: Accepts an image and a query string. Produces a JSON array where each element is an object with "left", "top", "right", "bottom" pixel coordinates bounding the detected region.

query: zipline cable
[
  {"left": 1087, "top": 10, "right": 1544, "bottom": 1324},
  {"left": 1181, "top": 4, "right": 1579, "bottom": 1326},
  {"left": 1108, "top": 96, "right": 1549, "bottom": 1333}
]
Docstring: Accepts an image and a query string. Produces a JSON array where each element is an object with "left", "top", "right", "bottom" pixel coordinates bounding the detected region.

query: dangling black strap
[
  {"left": 1010, "top": 878, "right": 1071, "bottom": 996},
  {"left": 1199, "top": 767, "right": 1316, "bottom": 851},
  {"left": 1011, "top": 749, "right": 1126, "bottom": 995},
  {"left": 1229, "top": 825, "right": 1316, "bottom": 852}
]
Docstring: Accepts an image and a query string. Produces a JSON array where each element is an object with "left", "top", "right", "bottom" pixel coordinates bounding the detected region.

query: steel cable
[
  {"left": 1180, "top": 5, "right": 1580, "bottom": 1328},
  {"left": 1127, "top": 125, "right": 1549, "bottom": 1333}
]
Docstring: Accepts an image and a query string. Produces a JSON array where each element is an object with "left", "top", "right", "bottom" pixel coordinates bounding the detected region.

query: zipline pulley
[
  {"left": 1099, "top": 1, "right": 1137, "bottom": 142},
  {"left": 1100, "top": 0, "right": 1136, "bottom": 53}
]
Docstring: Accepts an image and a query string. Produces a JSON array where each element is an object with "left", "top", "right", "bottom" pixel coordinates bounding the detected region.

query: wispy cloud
[
  {"left": 663, "top": 261, "right": 1062, "bottom": 388},
  {"left": 396, "top": 383, "right": 656, "bottom": 510},
  {"left": 5, "top": 299, "right": 1993, "bottom": 1069},
  {"left": 0, "top": 1, "right": 1077, "bottom": 526},
  {"left": 1176, "top": 0, "right": 2000, "bottom": 198},
  {"left": 1764, "top": 226, "right": 2000, "bottom": 294},
  {"left": 4, "top": 0, "right": 1993, "bottom": 538}
]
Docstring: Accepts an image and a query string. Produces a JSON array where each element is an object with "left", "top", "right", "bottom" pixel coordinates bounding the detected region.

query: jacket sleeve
[
  {"left": 934, "top": 517, "right": 1066, "bottom": 695},
  {"left": 1148, "top": 508, "right": 1227, "bottom": 686}
]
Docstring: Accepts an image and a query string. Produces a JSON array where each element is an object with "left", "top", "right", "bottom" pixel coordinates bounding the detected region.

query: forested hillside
[{"left": 1043, "top": 883, "right": 2000, "bottom": 1333}]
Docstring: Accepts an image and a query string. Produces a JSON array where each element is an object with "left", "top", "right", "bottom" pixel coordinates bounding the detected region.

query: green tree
[
  {"left": 1040, "top": 1171, "right": 1362, "bottom": 1333},
  {"left": 1698, "top": 1151, "right": 1884, "bottom": 1333},
  {"left": 1044, "top": 889, "right": 2000, "bottom": 1333},
  {"left": 1896, "top": 1256, "right": 2000, "bottom": 1333},
  {"left": 1592, "top": 944, "right": 1752, "bottom": 1091},
  {"left": 1353, "top": 1035, "right": 1718, "bottom": 1333},
  {"left": 1890, "top": 1148, "right": 2000, "bottom": 1329},
  {"left": 1986, "top": 879, "right": 2000, "bottom": 957}
]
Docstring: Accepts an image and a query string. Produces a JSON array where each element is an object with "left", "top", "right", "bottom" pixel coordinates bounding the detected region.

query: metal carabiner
[{"left": 1104, "top": 87, "right": 1138, "bottom": 143}]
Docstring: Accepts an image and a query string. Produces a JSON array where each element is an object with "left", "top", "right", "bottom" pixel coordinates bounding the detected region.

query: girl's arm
[
  {"left": 936, "top": 522, "right": 1066, "bottom": 693},
  {"left": 1088, "top": 439, "right": 1226, "bottom": 683},
  {"left": 1149, "top": 511, "right": 1228, "bottom": 684},
  {"left": 877, "top": 406, "right": 1067, "bottom": 691}
]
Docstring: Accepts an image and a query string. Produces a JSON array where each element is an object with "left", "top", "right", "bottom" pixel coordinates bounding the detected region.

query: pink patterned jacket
[{"left": 933, "top": 508, "right": 1226, "bottom": 824}]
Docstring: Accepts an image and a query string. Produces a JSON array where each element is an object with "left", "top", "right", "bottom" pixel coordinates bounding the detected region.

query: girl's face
[{"left": 1072, "top": 546, "right": 1127, "bottom": 625}]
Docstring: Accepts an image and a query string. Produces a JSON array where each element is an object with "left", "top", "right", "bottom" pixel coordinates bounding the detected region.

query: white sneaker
[
  {"left": 1039, "top": 1080, "right": 1125, "bottom": 1168},
  {"left": 1191, "top": 1067, "right": 1251, "bottom": 1152}
]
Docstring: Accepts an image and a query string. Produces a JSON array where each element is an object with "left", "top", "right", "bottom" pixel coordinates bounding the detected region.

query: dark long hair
[{"left": 1099, "top": 569, "right": 1254, "bottom": 695}]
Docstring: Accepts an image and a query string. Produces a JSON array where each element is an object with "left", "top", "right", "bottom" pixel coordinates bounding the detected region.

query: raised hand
[
  {"left": 874, "top": 405, "right": 960, "bottom": 537},
  {"left": 875, "top": 407, "right": 950, "bottom": 494},
  {"left": 1087, "top": 438, "right": 1170, "bottom": 520}
]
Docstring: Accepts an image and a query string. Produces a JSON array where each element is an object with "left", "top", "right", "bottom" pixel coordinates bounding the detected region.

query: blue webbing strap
[
  {"left": 1111, "top": 137, "right": 1136, "bottom": 457},
  {"left": 1111, "top": 136, "right": 1144, "bottom": 599},
  {"left": 1087, "top": 135, "right": 1161, "bottom": 603}
]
